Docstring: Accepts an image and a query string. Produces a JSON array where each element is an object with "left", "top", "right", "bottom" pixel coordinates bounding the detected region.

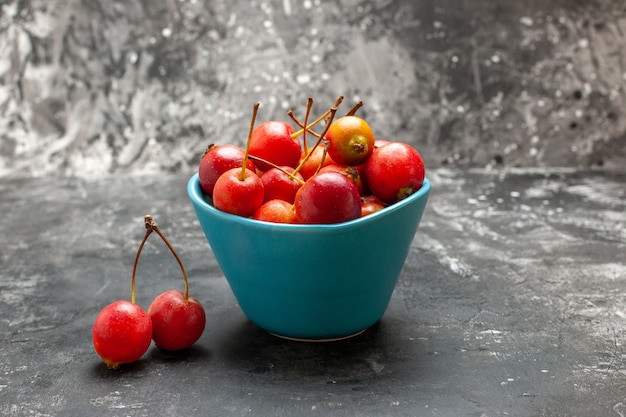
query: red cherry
[
  {"left": 374, "top": 139, "right": 391, "bottom": 148},
  {"left": 92, "top": 300, "right": 153, "bottom": 369},
  {"left": 213, "top": 167, "right": 264, "bottom": 217},
  {"left": 294, "top": 171, "right": 361, "bottom": 224},
  {"left": 92, "top": 215, "right": 157, "bottom": 370},
  {"left": 260, "top": 166, "right": 304, "bottom": 204},
  {"left": 325, "top": 116, "right": 375, "bottom": 166},
  {"left": 355, "top": 140, "right": 389, "bottom": 195},
  {"left": 140, "top": 216, "right": 207, "bottom": 351},
  {"left": 360, "top": 195, "right": 386, "bottom": 217},
  {"left": 297, "top": 146, "right": 334, "bottom": 180},
  {"left": 362, "top": 142, "right": 425, "bottom": 203},
  {"left": 148, "top": 290, "right": 206, "bottom": 351},
  {"left": 318, "top": 164, "right": 364, "bottom": 195},
  {"left": 249, "top": 121, "right": 302, "bottom": 172},
  {"left": 198, "top": 144, "right": 256, "bottom": 195},
  {"left": 253, "top": 199, "right": 299, "bottom": 224}
]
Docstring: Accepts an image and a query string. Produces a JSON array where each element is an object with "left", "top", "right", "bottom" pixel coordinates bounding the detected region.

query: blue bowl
[{"left": 187, "top": 173, "right": 431, "bottom": 341}]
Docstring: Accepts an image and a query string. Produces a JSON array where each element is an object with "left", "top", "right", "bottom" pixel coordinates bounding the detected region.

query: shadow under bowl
[{"left": 187, "top": 173, "right": 431, "bottom": 341}]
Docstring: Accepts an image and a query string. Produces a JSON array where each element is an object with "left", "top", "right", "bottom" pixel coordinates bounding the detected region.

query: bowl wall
[{"left": 187, "top": 173, "right": 430, "bottom": 340}]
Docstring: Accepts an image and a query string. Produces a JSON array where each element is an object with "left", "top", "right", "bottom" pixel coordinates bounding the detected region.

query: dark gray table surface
[{"left": 1, "top": 168, "right": 625, "bottom": 417}]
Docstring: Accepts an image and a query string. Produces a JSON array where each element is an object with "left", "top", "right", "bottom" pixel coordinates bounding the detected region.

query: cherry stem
[
  {"left": 313, "top": 141, "right": 330, "bottom": 176},
  {"left": 202, "top": 143, "right": 216, "bottom": 156},
  {"left": 345, "top": 101, "right": 363, "bottom": 116},
  {"left": 300, "top": 97, "right": 314, "bottom": 152},
  {"left": 248, "top": 155, "right": 305, "bottom": 185},
  {"left": 288, "top": 110, "right": 322, "bottom": 140},
  {"left": 292, "top": 103, "right": 339, "bottom": 175},
  {"left": 288, "top": 111, "right": 325, "bottom": 139},
  {"left": 240, "top": 102, "right": 260, "bottom": 181},
  {"left": 131, "top": 220, "right": 153, "bottom": 305},
  {"left": 290, "top": 96, "right": 343, "bottom": 139},
  {"left": 143, "top": 215, "right": 190, "bottom": 300}
]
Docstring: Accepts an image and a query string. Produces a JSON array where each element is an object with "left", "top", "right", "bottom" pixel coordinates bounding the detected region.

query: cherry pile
[
  {"left": 92, "top": 215, "right": 206, "bottom": 369},
  {"left": 198, "top": 97, "right": 426, "bottom": 224}
]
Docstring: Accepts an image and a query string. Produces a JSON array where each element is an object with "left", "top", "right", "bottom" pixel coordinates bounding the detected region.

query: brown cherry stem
[
  {"left": 131, "top": 218, "right": 154, "bottom": 304},
  {"left": 248, "top": 155, "right": 305, "bottom": 185},
  {"left": 288, "top": 110, "right": 322, "bottom": 140},
  {"left": 202, "top": 143, "right": 216, "bottom": 157},
  {"left": 240, "top": 102, "right": 260, "bottom": 181},
  {"left": 313, "top": 141, "right": 330, "bottom": 177},
  {"left": 345, "top": 101, "right": 363, "bottom": 116},
  {"left": 290, "top": 96, "right": 343, "bottom": 139},
  {"left": 294, "top": 97, "right": 315, "bottom": 153},
  {"left": 143, "top": 215, "right": 190, "bottom": 300},
  {"left": 289, "top": 111, "right": 326, "bottom": 139},
  {"left": 303, "top": 97, "right": 314, "bottom": 152},
  {"left": 292, "top": 104, "right": 339, "bottom": 175}
]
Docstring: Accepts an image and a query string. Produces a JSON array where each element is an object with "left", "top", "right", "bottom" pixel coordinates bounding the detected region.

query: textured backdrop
[{"left": 1, "top": 0, "right": 625, "bottom": 177}]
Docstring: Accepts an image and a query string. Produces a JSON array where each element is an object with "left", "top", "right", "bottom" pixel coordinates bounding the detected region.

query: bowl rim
[{"left": 187, "top": 173, "right": 431, "bottom": 231}]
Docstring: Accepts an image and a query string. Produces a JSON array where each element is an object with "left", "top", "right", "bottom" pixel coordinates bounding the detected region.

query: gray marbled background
[{"left": 1, "top": 0, "right": 625, "bottom": 177}]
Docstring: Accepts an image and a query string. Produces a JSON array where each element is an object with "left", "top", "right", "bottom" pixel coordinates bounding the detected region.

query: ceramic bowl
[{"left": 187, "top": 173, "right": 431, "bottom": 341}]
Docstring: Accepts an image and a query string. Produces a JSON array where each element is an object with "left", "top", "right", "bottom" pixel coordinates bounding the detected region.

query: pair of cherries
[{"left": 92, "top": 215, "right": 206, "bottom": 369}]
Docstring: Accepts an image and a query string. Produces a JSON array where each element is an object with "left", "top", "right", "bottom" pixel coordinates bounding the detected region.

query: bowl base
[{"left": 268, "top": 328, "right": 368, "bottom": 342}]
